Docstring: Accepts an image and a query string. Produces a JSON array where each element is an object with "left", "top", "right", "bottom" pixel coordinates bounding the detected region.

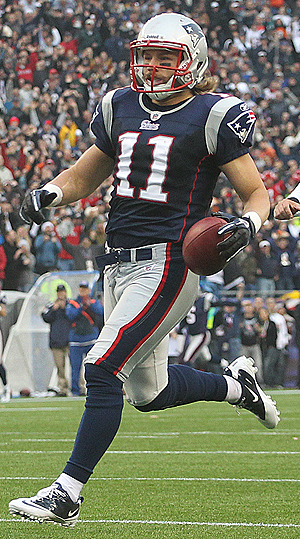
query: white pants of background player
[{"left": 183, "top": 330, "right": 212, "bottom": 364}]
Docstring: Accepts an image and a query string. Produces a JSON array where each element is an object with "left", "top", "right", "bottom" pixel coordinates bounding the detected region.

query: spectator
[
  {"left": 77, "top": 18, "right": 103, "bottom": 55},
  {"left": 60, "top": 235, "right": 104, "bottom": 272},
  {"left": 256, "top": 240, "right": 279, "bottom": 295},
  {"left": 58, "top": 112, "right": 78, "bottom": 150},
  {"left": 15, "top": 238, "right": 35, "bottom": 291},
  {"left": 240, "top": 299, "right": 264, "bottom": 384},
  {"left": 265, "top": 296, "right": 290, "bottom": 387},
  {"left": 3, "top": 230, "right": 20, "bottom": 290},
  {"left": 0, "top": 294, "right": 9, "bottom": 402},
  {"left": 0, "top": 242, "right": 7, "bottom": 290},
  {"left": 270, "top": 234, "right": 296, "bottom": 291},
  {"left": 257, "top": 306, "right": 278, "bottom": 388},
  {"left": 55, "top": 214, "right": 82, "bottom": 271},
  {"left": 239, "top": 243, "right": 258, "bottom": 292},
  {"left": 66, "top": 281, "right": 103, "bottom": 396},
  {"left": 34, "top": 221, "right": 61, "bottom": 275},
  {"left": 42, "top": 284, "right": 71, "bottom": 397},
  {"left": 211, "top": 297, "right": 242, "bottom": 366},
  {"left": 0, "top": 154, "right": 14, "bottom": 185}
]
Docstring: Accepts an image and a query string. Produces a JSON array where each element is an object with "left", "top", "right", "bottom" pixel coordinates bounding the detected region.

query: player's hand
[
  {"left": 273, "top": 198, "right": 300, "bottom": 220},
  {"left": 20, "top": 189, "right": 57, "bottom": 225},
  {"left": 212, "top": 211, "right": 255, "bottom": 262}
]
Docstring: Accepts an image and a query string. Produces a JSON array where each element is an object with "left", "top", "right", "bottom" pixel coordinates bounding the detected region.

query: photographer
[
  {"left": 33, "top": 220, "right": 61, "bottom": 275},
  {"left": 42, "top": 284, "right": 71, "bottom": 397},
  {"left": 66, "top": 281, "right": 103, "bottom": 396}
]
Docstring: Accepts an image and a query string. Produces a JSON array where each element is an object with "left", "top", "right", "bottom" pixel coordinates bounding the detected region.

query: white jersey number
[{"left": 116, "top": 132, "right": 174, "bottom": 203}]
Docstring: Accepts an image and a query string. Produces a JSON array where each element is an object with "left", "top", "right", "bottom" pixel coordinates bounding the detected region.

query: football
[{"left": 182, "top": 216, "right": 230, "bottom": 276}]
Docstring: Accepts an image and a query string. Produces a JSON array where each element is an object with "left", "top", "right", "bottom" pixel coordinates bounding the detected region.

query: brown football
[{"left": 182, "top": 216, "right": 230, "bottom": 275}]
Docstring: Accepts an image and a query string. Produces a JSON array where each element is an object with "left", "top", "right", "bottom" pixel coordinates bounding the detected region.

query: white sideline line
[
  {"left": 1, "top": 518, "right": 300, "bottom": 528},
  {"left": 1, "top": 450, "right": 300, "bottom": 455},
  {"left": 1, "top": 476, "right": 300, "bottom": 483},
  {"left": 0, "top": 407, "right": 73, "bottom": 412},
  {"left": 1, "top": 430, "right": 299, "bottom": 436}
]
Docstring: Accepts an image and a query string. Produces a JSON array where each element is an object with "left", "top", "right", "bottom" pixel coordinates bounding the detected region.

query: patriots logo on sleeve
[{"left": 227, "top": 110, "right": 256, "bottom": 144}]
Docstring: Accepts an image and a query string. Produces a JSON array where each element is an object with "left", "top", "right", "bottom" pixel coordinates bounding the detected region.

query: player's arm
[
  {"left": 221, "top": 153, "right": 270, "bottom": 225},
  {"left": 214, "top": 153, "right": 270, "bottom": 261},
  {"left": 273, "top": 183, "right": 300, "bottom": 220},
  {"left": 20, "top": 145, "right": 114, "bottom": 225}
]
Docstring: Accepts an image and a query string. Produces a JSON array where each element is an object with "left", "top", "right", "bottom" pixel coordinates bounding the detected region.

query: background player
[
  {"left": 274, "top": 185, "right": 300, "bottom": 220},
  {"left": 9, "top": 13, "right": 279, "bottom": 527}
]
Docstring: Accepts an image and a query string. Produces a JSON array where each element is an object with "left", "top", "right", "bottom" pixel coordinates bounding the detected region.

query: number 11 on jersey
[{"left": 116, "top": 131, "right": 174, "bottom": 203}]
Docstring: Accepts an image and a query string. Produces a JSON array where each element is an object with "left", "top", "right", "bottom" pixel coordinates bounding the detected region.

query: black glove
[
  {"left": 212, "top": 211, "right": 255, "bottom": 262},
  {"left": 20, "top": 189, "right": 57, "bottom": 225}
]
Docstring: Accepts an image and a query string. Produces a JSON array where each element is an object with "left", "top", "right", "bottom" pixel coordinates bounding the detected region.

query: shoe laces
[{"left": 35, "top": 483, "right": 69, "bottom": 502}]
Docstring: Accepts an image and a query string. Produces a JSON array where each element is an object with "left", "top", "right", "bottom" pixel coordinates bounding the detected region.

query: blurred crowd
[{"left": 0, "top": 0, "right": 300, "bottom": 294}]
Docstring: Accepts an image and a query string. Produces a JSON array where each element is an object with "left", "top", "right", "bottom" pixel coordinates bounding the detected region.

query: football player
[
  {"left": 274, "top": 184, "right": 300, "bottom": 220},
  {"left": 9, "top": 13, "right": 279, "bottom": 527}
]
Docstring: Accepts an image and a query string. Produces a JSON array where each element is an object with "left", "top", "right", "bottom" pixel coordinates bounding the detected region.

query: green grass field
[{"left": 0, "top": 390, "right": 299, "bottom": 539}]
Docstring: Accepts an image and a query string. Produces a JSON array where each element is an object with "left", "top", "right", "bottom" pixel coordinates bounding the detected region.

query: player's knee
[{"left": 85, "top": 363, "right": 123, "bottom": 394}]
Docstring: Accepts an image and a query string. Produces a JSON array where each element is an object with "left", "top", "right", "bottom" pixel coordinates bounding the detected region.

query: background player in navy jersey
[
  {"left": 9, "top": 13, "right": 280, "bottom": 527},
  {"left": 180, "top": 292, "right": 213, "bottom": 367}
]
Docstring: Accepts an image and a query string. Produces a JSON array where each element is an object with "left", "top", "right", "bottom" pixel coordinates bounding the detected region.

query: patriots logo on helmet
[
  {"left": 227, "top": 110, "right": 256, "bottom": 144},
  {"left": 182, "top": 23, "right": 204, "bottom": 48}
]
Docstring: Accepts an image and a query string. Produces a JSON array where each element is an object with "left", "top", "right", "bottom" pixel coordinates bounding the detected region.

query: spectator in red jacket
[
  {"left": 15, "top": 49, "right": 38, "bottom": 84},
  {"left": 0, "top": 244, "right": 7, "bottom": 291}
]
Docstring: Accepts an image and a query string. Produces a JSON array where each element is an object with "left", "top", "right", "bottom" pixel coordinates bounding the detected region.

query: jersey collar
[{"left": 139, "top": 93, "right": 195, "bottom": 119}]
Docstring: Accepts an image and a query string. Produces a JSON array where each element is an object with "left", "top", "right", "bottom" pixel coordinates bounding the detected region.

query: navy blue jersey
[
  {"left": 91, "top": 87, "right": 256, "bottom": 248},
  {"left": 180, "top": 296, "right": 209, "bottom": 336}
]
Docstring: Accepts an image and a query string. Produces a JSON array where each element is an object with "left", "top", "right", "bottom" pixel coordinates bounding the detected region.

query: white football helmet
[{"left": 130, "top": 13, "right": 208, "bottom": 101}]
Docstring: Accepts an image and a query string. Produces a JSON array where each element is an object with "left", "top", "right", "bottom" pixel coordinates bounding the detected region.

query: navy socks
[
  {"left": 63, "top": 363, "right": 227, "bottom": 482},
  {"left": 135, "top": 364, "right": 227, "bottom": 411},
  {"left": 63, "top": 364, "right": 124, "bottom": 483}
]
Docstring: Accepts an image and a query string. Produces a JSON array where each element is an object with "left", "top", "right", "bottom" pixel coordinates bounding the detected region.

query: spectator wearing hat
[
  {"left": 208, "top": 2, "right": 229, "bottom": 43},
  {"left": 55, "top": 213, "right": 83, "bottom": 271},
  {"left": 7, "top": 115, "right": 22, "bottom": 138},
  {"left": 42, "top": 284, "right": 71, "bottom": 396},
  {"left": 269, "top": 234, "right": 296, "bottom": 291},
  {"left": 38, "top": 120, "right": 59, "bottom": 153},
  {"left": 66, "top": 281, "right": 103, "bottom": 396},
  {"left": 77, "top": 18, "right": 103, "bottom": 55},
  {"left": 256, "top": 240, "right": 279, "bottom": 295},
  {"left": 42, "top": 69, "right": 63, "bottom": 96},
  {"left": 34, "top": 221, "right": 62, "bottom": 275}
]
